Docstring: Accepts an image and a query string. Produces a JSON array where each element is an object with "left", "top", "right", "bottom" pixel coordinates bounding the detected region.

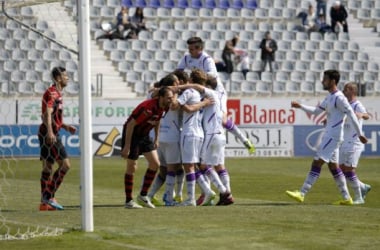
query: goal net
[{"left": 0, "top": 0, "right": 81, "bottom": 240}]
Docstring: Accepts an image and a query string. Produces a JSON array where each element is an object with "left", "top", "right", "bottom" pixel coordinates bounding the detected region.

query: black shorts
[
  {"left": 121, "top": 126, "right": 155, "bottom": 160},
  {"left": 39, "top": 133, "right": 68, "bottom": 163}
]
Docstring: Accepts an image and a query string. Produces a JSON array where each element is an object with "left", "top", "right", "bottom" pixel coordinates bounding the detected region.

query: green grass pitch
[{"left": 0, "top": 157, "right": 379, "bottom": 249}]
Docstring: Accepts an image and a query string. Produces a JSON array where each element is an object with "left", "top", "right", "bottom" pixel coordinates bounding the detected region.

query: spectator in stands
[
  {"left": 116, "top": 5, "right": 138, "bottom": 39},
  {"left": 259, "top": 31, "right": 277, "bottom": 75},
  {"left": 330, "top": 1, "right": 348, "bottom": 33},
  {"left": 316, "top": 0, "right": 327, "bottom": 17},
  {"left": 295, "top": 4, "right": 318, "bottom": 33},
  {"left": 222, "top": 35, "right": 240, "bottom": 74},
  {"left": 316, "top": 14, "right": 332, "bottom": 34},
  {"left": 129, "top": 7, "right": 149, "bottom": 34}
]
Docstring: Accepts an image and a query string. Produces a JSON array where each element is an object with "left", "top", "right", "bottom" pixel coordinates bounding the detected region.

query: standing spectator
[
  {"left": 285, "top": 70, "right": 368, "bottom": 205},
  {"left": 330, "top": 1, "right": 348, "bottom": 33},
  {"left": 38, "top": 67, "right": 77, "bottom": 211},
  {"left": 316, "top": 0, "right": 327, "bottom": 17},
  {"left": 121, "top": 87, "right": 176, "bottom": 209},
  {"left": 259, "top": 31, "right": 277, "bottom": 75},
  {"left": 340, "top": 82, "right": 371, "bottom": 204},
  {"left": 222, "top": 35, "right": 240, "bottom": 74}
]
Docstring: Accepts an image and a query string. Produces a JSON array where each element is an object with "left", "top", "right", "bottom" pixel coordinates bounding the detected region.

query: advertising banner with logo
[
  {"left": 16, "top": 99, "right": 140, "bottom": 125},
  {"left": 0, "top": 125, "right": 79, "bottom": 157},
  {"left": 294, "top": 125, "right": 380, "bottom": 156},
  {"left": 0, "top": 100, "right": 16, "bottom": 124}
]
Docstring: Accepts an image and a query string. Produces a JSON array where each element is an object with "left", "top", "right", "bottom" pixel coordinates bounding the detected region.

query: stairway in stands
[{"left": 31, "top": 2, "right": 136, "bottom": 99}]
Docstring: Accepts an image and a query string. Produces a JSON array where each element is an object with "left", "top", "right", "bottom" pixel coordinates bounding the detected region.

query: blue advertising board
[
  {"left": 0, "top": 125, "right": 80, "bottom": 157},
  {"left": 294, "top": 125, "right": 380, "bottom": 157}
]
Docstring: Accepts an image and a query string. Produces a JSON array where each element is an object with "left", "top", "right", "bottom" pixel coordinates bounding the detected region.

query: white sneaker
[
  {"left": 200, "top": 191, "right": 216, "bottom": 206},
  {"left": 177, "top": 199, "right": 196, "bottom": 207},
  {"left": 125, "top": 200, "right": 143, "bottom": 209},
  {"left": 353, "top": 198, "right": 365, "bottom": 205},
  {"left": 137, "top": 195, "right": 155, "bottom": 208}
]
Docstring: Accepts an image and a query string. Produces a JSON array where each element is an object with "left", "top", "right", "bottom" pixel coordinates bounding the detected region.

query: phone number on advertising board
[{"left": 225, "top": 149, "right": 294, "bottom": 157}]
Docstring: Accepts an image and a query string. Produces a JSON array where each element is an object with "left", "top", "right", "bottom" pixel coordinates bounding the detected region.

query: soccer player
[
  {"left": 178, "top": 69, "right": 234, "bottom": 206},
  {"left": 340, "top": 82, "right": 371, "bottom": 204},
  {"left": 171, "top": 70, "right": 214, "bottom": 206},
  {"left": 146, "top": 73, "right": 185, "bottom": 206},
  {"left": 286, "top": 70, "right": 368, "bottom": 205},
  {"left": 177, "top": 36, "right": 255, "bottom": 154},
  {"left": 38, "top": 67, "right": 77, "bottom": 211},
  {"left": 122, "top": 86, "right": 175, "bottom": 209}
]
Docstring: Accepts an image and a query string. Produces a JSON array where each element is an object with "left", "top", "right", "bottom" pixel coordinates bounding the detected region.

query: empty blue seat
[
  {"left": 246, "top": 0, "right": 257, "bottom": 9},
  {"left": 121, "top": 0, "right": 133, "bottom": 7},
  {"left": 135, "top": 0, "right": 147, "bottom": 7},
  {"left": 219, "top": 0, "right": 230, "bottom": 9},
  {"left": 163, "top": 0, "right": 175, "bottom": 8},
  {"left": 231, "top": 0, "right": 244, "bottom": 9},
  {"left": 148, "top": 0, "right": 160, "bottom": 8},
  {"left": 177, "top": 0, "right": 189, "bottom": 8},
  {"left": 204, "top": 0, "right": 216, "bottom": 9},
  {"left": 191, "top": 0, "right": 202, "bottom": 9}
]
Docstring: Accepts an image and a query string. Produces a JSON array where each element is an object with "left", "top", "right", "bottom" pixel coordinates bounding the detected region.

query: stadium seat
[
  {"left": 34, "top": 82, "right": 48, "bottom": 94},
  {"left": 213, "top": 8, "right": 226, "bottom": 20},
  {"left": 107, "top": 0, "right": 120, "bottom": 7},
  {"left": 161, "top": 40, "right": 176, "bottom": 51},
  {"left": 184, "top": 7, "right": 199, "bottom": 20},
  {"left": 285, "top": 81, "right": 300, "bottom": 95},
  {"left": 171, "top": 7, "right": 185, "bottom": 19},
  {"left": 152, "top": 30, "right": 167, "bottom": 41},
  {"left": 203, "top": 22, "right": 217, "bottom": 31},
  {"left": 12, "top": 49, "right": 27, "bottom": 62},
  {"left": 216, "top": 21, "right": 230, "bottom": 32},
  {"left": 155, "top": 50, "right": 169, "bottom": 62},
  {"left": 300, "top": 51, "right": 314, "bottom": 61},
  {"left": 204, "top": 0, "right": 216, "bottom": 9},
  {"left": 3, "top": 61, "right": 17, "bottom": 73},
  {"left": 254, "top": 8, "right": 268, "bottom": 20},
  {"left": 117, "top": 61, "right": 133, "bottom": 74},
  {"left": 300, "top": 81, "right": 315, "bottom": 95},
  {"left": 157, "top": 7, "right": 171, "bottom": 19},
  {"left": 241, "top": 80, "right": 256, "bottom": 96},
  {"left": 191, "top": 0, "right": 202, "bottom": 9},
  {"left": 148, "top": 61, "right": 162, "bottom": 73},
  {"left": 18, "top": 81, "right": 34, "bottom": 96},
  {"left": 196, "top": 30, "right": 211, "bottom": 40},
  {"left": 231, "top": 0, "right": 244, "bottom": 9},
  {"left": 167, "top": 30, "right": 181, "bottom": 41},
  {"left": 65, "top": 82, "right": 80, "bottom": 96},
  {"left": 138, "top": 30, "right": 152, "bottom": 41},
  {"left": 246, "top": 0, "right": 257, "bottom": 10},
  {"left": 110, "top": 50, "right": 126, "bottom": 64},
  {"left": 135, "top": 0, "right": 147, "bottom": 7},
  {"left": 219, "top": 0, "right": 230, "bottom": 9},
  {"left": 121, "top": 0, "right": 133, "bottom": 7},
  {"left": 177, "top": 0, "right": 189, "bottom": 8},
  {"left": 1, "top": 82, "right": 16, "bottom": 96},
  {"left": 10, "top": 70, "right": 25, "bottom": 83},
  {"left": 148, "top": 0, "right": 160, "bottom": 8},
  {"left": 140, "top": 50, "right": 154, "bottom": 62},
  {"left": 241, "top": 8, "right": 255, "bottom": 20},
  {"left": 142, "top": 71, "right": 156, "bottom": 84},
  {"left": 256, "top": 80, "right": 272, "bottom": 95}
]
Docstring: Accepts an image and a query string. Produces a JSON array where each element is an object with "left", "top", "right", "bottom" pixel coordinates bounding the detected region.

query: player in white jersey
[
  {"left": 178, "top": 69, "right": 234, "bottom": 206},
  {"left": 339, "top": 82, "right": 371, "bottom": 204},
  {"left": 286, "top": 70, "right": 368, "bottom": 205},
  {"left": 146, "top": 74, "right": 185, "bottom": 206},
  {"left": 177, "top": 36, "right": 255, "bottom": 154},
  {"left": 171, "top": 73, "right": 213, "bottom": 206}
]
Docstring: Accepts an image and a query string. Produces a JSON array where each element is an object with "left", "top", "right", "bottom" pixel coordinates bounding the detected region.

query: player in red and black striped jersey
[
  {"left": 38, "top": 67, "right": 77, "bottom": 211},
  {"left": 121, "top": 86, "right": 176, "bottom": 209}
]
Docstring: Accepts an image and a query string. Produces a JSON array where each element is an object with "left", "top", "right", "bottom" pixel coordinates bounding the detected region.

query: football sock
[
  {"left": 147, "top": 172, "right": 165, "bottom": 198},
  {"left": 344, "top": 171, "right": 362, "bottom": 200},
  {"left": 185, "top": 172, "right": 196, "bottom": 201},
  {"left": 195, "top": 170, "right": 211, "bottom": 194},
  {"left": 175, "top": 168, "right": 185, "bottom": 198},
  {"left": 164, "top": 171, "right": 176, "bottom": 203},
  {"left": 203, "top": 166, "right": 227, "bottom": 194},
  {"left": 140, "top": 168, "right": 157, "bottom": 196},
  {"left": 300, "top": 165, "right": 321, "bottom": 195},
  {"left": 124, "top": 173, "right": 134, "bottom": 203},
  {"left": 40, "top": 171, "right": 51, "bottom": 201},
  {"left": 224, "top": 118, "right": 249, "bottom": 144},
  {"left": 330, "top": 167, "right": 351, "bottom": 200},
  {"left": 49, "top": 167, "right": 69, "bottom": 197},
  {"left": 217, "top": 168, "right": 231, "bottom": 193}
]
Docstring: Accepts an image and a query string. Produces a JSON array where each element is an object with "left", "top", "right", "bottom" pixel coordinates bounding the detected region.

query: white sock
[
  {"left": 147, "top": 174, "right": 165, "bottom": 198},
  {"left": 204, "top": 166, "right": 227, "bottom": 194},
  {"left": 330, "top": 168, "right": 351, "bottom": 200},
  {"left": 175, "top": 170, "right": 185, "bottom": 198},
  {"left": 300, "top": 166, "right": 321, "bottom": 196},
  {"left": 164, "top": 172, "right": 176, "bottom": 203},
  {"left": 185, "top": 172, "right": 196, "bottom": 201},
  {"left": 196, "top": 171, "right": 212, "bottom": 194},
  {"left": 345, "top": 172, "right": 362, "bottom": 201},
  {"left": 218, "top": 169, "right": 231, "bottom": 193}
]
